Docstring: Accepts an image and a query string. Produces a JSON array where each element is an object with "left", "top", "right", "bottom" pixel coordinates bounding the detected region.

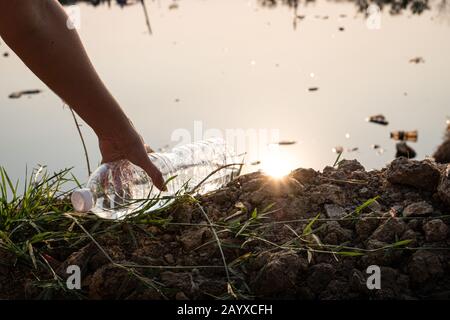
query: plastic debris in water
[
  {"left": 168, "top": 3, "right": 179, "bottom": 10},
  {"left": 3, "top": 52, "right": 9, "bottom": 57},
  {"left": 8, "top": 89, "right": 42, "bottom": 99},
  {"left": 390, "top": 130, "right": 418, "bottom": 142},
  {"left": 366, "top": 114, "right": 389, "bottom": 126},
  {"left": 345, "top": 133, "right": 351, "bottom": 139},
  {"left": 332, "top": 146, "right": 344, "bottom": 154},
  {"left": 371, "top": 144, "right": 385, "bottom": 155},
  {"left": 347, "top": 147, "right": 359, "bottom": 152},
  {"left": 338, "top": 27, "right": 345, "bottom": 31},
  {"left": 308, "top": 87, "right": 319, "bottom": 92},
  {"left": 250, "top": 160, "right": 261, "bottom": 166},
  {"left": 409, "top": 57, "right": 425, "bottom": 64},
  {"left": 396, "top": 142, "right": 416, "bottom": 159},
  {"left": 277, "top": 140, "right": 296, "bottom": 146},
  {"left": 377, "top": 148, "right": 385, "bottom": 155}
]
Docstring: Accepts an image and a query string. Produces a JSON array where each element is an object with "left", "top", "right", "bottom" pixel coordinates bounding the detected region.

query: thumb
[{"left": 141, "top": 158, "right": 167, "bottom": 192}]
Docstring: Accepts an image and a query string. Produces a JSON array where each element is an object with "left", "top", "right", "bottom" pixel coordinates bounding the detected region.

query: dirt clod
[{"left": 386, "top": 157, "right": 441, "bottom": 191}]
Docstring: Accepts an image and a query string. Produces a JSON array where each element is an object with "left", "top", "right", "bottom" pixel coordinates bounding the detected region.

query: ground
[{"left": 1, "top": 154, "right": 449, "bottom": 300}]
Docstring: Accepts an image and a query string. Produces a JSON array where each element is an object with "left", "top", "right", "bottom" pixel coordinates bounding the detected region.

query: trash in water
[
  {"left": 339, "top": 14, "right": 347, "bottom": 18},
  {"left": 347, "top": 147, "right": 359, "bottom": 152},
  {"left": 345, "top": 133, "right": 351, "bottom": 139},
  {"left": 396, "top": 142, "right": 417, "bottom": 159},
  {"left": 371, "top": 144, "right": 385, "bottom": 155},
  {"left": 409, "top": 57, "right": 425, "bottom": 64},
  {"left": 8, "top": 89, "right": 42, "bottom": 99},
  {"left": 277, "top": 140, "right": 296, "bottom": 146},
  {"left": 3, "top": 52, "right": 9, "bottom": 57},
  {"left": 250, "top": 161, "right": 261, "bottom": 166},
  {"left": 366, "top": 114, "right": 389, "bottom": 126},
  {"left": 338, "top": 27, "right": 345, "bottom": 31},
  {"left": 390, "top": 130, "right": 418, "bottom": 142},
  {"left": 308, "top": 87, "right": 319, "bottom": 92},
  {"left": 168, "top": 3, "right": 179, "bottom": 10},
  {"left": 332, "top": 146, "right": 344, "bottom": 154}
]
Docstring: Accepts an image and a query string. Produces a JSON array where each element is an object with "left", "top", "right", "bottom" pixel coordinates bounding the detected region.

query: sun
[{"left": 261, "top": 146, "right": 296, "bottom": 178}]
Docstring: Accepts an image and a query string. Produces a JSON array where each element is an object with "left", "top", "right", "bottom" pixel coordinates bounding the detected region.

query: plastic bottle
[{"left": 71, "top": 138, "right": 240, "bottom": 220}]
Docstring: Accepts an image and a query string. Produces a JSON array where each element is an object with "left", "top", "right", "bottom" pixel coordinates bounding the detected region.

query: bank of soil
[{"left": 1, "top": 156, "right": 450, "bottom": 300}]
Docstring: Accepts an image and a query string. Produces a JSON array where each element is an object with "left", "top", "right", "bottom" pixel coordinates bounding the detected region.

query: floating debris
[
  {"left": 174, "top": 98, "right": 180, "bottom": 103},
  {"left": 347, "top": 147, "right": 359, "bottom": 152},
  {"left": 409, "top": 57, "right": 425, "bottom": 64},
  {"left": 338, "top": 27, "right": 345, "bottom": 31},
  {"left": 250, "top": 161, "right": 261, "bottom": 166},
  {"left": 396, "top": 142, "right": 416, "bottom": 158},
  {"left": 168, "top": 3, "right": 179, "bottom": 10},
  {"left": 371, "top": 144, "right": 381, "bottom": 149},
  {"left": 308, "top": 87, "right": 319, "bottom": 92},
  {"left": 339, "top": 14, "right": 347, "bottom": 18},
  {"left": 3, "top": 52, "right": 9, "bottom": 57},
  {"left": 297, "top": 15, "right": 306, "bottom": 20},
  {"left": 390, "top": 130, "right": 418, "bottom": 142},
  {"left": 8, "top": 89, "right": 42, "bottom": 99},
  {"left": 345, "top": 133, "right": 351, "bottom": 139},
  {"left": 332, "top": 146, "right": 344, "bottom": 154},
  {"left": 277, "top": 140, "right": 296, "bottom": 146},
  {"left": 366, "top": 114, "right": 389, "bottom": 126}
]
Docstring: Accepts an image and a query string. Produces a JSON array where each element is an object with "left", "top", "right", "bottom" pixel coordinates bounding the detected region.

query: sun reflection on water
[{"left": 261, "top": 144, "right": 297, "bottom": 179}]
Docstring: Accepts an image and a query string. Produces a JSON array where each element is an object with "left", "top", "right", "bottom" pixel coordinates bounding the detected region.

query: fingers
[{"left": 141, "top": 157, "right": 167, "bottom": 192}]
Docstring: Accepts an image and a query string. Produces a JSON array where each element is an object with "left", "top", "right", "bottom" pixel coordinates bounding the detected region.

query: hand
[{"left": 98, "top": 126, "right": 166, "bottom": 192}]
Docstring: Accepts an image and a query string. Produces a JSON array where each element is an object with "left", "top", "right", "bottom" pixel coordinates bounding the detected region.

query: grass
[
  {"left": 1, "top": 163, "right": 449, "bottom": 300},
  {"left": 0, "top": 165, "right": 179, "bottom": 298},
  {"left": 0, "top": 163, "right": 248, "bottom": 299}
]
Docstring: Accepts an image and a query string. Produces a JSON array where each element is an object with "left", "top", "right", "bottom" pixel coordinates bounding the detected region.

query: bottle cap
[{"left": 71, "top": 188, "right": 94, "bottom": 213}]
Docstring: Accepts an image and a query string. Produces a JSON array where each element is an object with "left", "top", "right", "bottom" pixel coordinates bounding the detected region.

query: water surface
[{"left": 1, "top": 0, "right": 449, "bottom": 182}]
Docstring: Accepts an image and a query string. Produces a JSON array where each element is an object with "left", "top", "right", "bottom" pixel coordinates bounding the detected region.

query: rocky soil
[{"left": 2, "top": 155, "right": 449, "bottom": 300}]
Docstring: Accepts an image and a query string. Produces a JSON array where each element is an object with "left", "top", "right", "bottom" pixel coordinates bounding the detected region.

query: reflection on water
[
  {"left": 1, "top": 0, "right": 450, "bottom": 183},
  {"left": 59, "top": 0, "right": 447, "bottom": 15}
]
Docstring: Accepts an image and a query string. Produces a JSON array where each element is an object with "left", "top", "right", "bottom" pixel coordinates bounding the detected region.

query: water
[
  {"left": 1, "top": 0, "right": 450, "bottom": 184},
  {"left": 71, "top": 138, "right": 239, "bottom": 219}
]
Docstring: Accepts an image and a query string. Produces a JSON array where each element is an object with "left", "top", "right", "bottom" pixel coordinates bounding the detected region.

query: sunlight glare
[{"left": 261, "top": 145, "right": 296, "bottom": 178}]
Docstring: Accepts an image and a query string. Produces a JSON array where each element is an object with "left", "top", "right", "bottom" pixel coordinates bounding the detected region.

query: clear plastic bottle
[{"left": 71, "top": 138, "right": 240, "bottom": 220}]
